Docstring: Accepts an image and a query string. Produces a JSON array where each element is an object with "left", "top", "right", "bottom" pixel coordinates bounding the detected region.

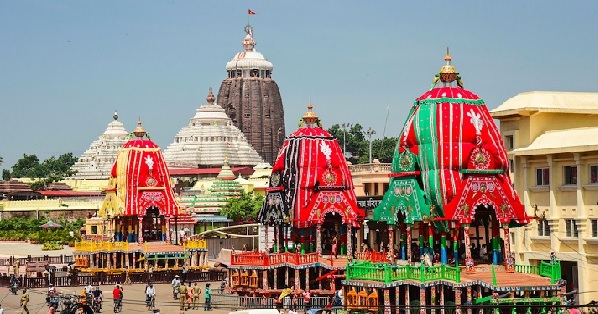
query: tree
[
  {"left": 327, "top": 123, "right": 368, "bottom": 163},
  {"left": 2, "top": 169, "right": 10, "bottom": 181},
  {"left": 10, "top": 153, "right": 78, "bottom": 190},
  {"left": 220, "top": 191, "right": 264, "bottom": 222},
  {"left": 357, "top": 136, "right": 399, "bottom": 164},
  {"left": 11, "top": 154, "right": 42, "bottom": 178}
]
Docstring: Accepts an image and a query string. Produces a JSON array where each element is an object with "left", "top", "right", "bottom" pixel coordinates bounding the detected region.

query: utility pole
[{"left": 366, "top": 127, "right": 376, "bottom": 163}]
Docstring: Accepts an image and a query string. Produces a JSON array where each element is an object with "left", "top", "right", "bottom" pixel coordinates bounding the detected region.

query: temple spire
[
  {"left": 133, "top": 119, "right": 146, "bottom": 138},
  {"left": 431, "top": 47, "right": 463, "bottom": 89},
  {"left": 302, "top": 104, "right": 320, "bottom": 127}
]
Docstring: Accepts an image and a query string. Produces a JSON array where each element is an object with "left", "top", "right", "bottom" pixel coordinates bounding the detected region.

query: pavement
[
  {"left": 0, "top": 242, "right": 240, "bottom": 313},
  {"left": 0, "top": 282, "right": 236, "bottom": 314},
  {"left": 0, "top": 241, "right": 75, "bottom": 259}
]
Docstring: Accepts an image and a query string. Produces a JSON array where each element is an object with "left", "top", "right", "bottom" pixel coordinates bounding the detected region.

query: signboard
[{"left": 26, "top": 261, "right": 49, "bottom": 273}]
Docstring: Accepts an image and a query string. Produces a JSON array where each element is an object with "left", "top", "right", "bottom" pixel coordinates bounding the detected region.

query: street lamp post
[
  {"left": 341, "top": 123, "right": 352, "bottom": 159},
  {"left": 366, "top": 127, "right": 376, "bottom": 163}
]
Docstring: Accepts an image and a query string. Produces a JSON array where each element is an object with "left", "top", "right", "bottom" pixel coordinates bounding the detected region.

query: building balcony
[{"left": 349, "top": 162, "right": 391, "bottom": 174}]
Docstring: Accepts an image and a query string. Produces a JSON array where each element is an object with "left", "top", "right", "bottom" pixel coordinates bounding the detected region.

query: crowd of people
[{"left": 171, "top": 274, "right": 212, "bottom": 312}]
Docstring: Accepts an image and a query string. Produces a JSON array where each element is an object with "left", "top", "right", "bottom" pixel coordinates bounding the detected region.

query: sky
[{"left": 1, "top": 1, "right": 598, "bottom": 171}]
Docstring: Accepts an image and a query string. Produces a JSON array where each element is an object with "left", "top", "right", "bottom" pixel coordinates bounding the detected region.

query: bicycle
[
  {"left": 113, "top": 298, "right": 122, "bottom": 313},
  {"left": 146, "top": 295, "right": 155, "bottom": 311}
]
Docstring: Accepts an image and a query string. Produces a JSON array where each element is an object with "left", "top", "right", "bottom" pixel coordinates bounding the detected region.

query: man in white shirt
[{"left": 85, "top": 283, "right": 93, "bottom": 294}]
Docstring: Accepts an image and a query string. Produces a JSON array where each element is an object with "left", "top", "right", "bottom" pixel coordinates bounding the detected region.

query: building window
[
  {"left": 537, "top": 220, "right": 550, "bottom": 237},
  {"left": 505, "top": 135, "right": 514, "bottom": 150},
  {"left": 91, "top": 226, "right": 98, "bottom": 235},
  {"left": 590, "top": 165, "right": 598, "bottom": 184},
  {"left": 536, "top": 168, "right": 550, "bottom": 186},
  {"left": 565, "top": 219, "right": 578, "bottom": 238},
  {"left": 509, "top": 159, "right": 514, "bottom": 173},
  {"left": 564, "top": 166, "right": 577, "bottom": 185}
]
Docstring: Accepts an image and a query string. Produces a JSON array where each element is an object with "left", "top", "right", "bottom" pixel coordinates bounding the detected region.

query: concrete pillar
[
  {"left": 347, "top": 224, "right": 353, "bottom": 258},
  {"left": 369, "top": 229, "right": 376, "bottom": 251},
  {"left": 431, "top": 285, "right": 436, "bottom": 314},
  {"left": 466, "top": 286, "right": 472, "bottom": 314},
  {"left": 420, "top": 286, "right": 426, "bottom": 314},
  {"left": 405, "top": 285, "right": 410, "bottom": 314},
  {"left": 407, "top": 225, "right": 412, "bottom": 264},
  {"left": 138, "top": 218, "right": 144, "bottom": 244},
  {"left": 455, "top": 287, "right": 462, "bottom": 314},
  {"left": 262, "top": 270, "right": 268, "bottom": 290},
  {"left": 503, "top": 225, "right": 514, "bottom": 272},
  {"left": 388, "top": 226, "right": 394, "bottom": 262},
  {"left": 395, "top": 286, "right": 401, "bottom": 314},
  {"left": 316, "top": 224, "right": 322, "bottom": 256},
  {"left": 440, "top": 285, "right": 445, "bottom": 314},
  {"left": 165, "top": 218, "right": 170, "bottom": 243},
  {"left": 464, "top": 224, "right": 475, "bottom": 273},
  {"left": 384, "top": 288, "right": 391, "bottom": 314},
  {"left": 356, "top": 226, "right": 363, "bottom": 255}
]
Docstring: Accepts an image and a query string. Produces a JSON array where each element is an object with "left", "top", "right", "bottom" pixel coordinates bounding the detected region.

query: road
[{"left": 0, "top": 282, "right": 237, "bottom": 314}]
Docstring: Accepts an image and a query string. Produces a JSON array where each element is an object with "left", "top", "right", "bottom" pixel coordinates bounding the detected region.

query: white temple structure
[
  {"left": 163, "top": 88, "right": 265, "bottom": 168},
  {"left": 70, "top": 112, "right": 129, "bottom": 180}
]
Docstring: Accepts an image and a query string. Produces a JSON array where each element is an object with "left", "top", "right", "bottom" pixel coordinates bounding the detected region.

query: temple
[
  {"left": 341, "top": 52, "right": 564, "bottom": 313},
  {"left": 70, "top": 112, "right": 129, "bottom": 180},
  {"left": 223, "top": 104, "right": 364, "bottom": 298},
  {"left": 217, "top": 24, "right": 285, "bottom": 165},
  {"left": 163, "top": 88, "right": 265, "bottom": 168}
]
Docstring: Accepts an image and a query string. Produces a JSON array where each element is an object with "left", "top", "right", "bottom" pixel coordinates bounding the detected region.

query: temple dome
[
  {"left": 70, "top": 112, "right": 129, "bottom": 180},
  {"left": 226, "top": 35, "right": 273, "bottom": 72},
  {"left": 163, "top": 88, "right": 265, "bottom": 168}
]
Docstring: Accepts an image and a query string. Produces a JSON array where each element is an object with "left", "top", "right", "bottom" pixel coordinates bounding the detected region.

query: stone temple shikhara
[{"left": 217, "top": 24, "right": 285, "bottom": 166}]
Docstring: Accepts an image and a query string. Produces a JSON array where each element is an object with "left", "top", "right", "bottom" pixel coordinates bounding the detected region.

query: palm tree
[{"left": 0, "top": 155, "right": 3, "bottom": 166}]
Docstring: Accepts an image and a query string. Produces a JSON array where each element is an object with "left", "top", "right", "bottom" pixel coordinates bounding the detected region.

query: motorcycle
[
  {"left": 10, "top": 283, "right": 18, "bottom": 295},
  {"left": 91, "top": 296, "right": 102, "bottom": 313}
]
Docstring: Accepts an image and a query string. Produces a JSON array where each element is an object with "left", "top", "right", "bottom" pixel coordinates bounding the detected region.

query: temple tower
[
  {"left": 71, "top": 112, "right": 129, "bottom": 180},
  {"left": 217, "top": 24, "right": 285, "bottom": 165},
  {"left": 163, "top": 88, "right": 264, "bottom": 168}
]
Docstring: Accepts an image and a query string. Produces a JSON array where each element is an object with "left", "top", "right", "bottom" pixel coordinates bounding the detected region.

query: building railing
[
  {"left": 515, "top": 261, "right": 561, "bottom": 284},
  {"left": 346, "top": 260, "right": 461, "bottom": 284},
  {"left": 230, "top": 251, "right": 320, "bottom": 267},
  {"left": 183, "top": 239, "right": 207, "bottom": 250},
  {"left": 348, "top": 163, "right": 392, "bottom": 174},
  {"left": 1, "top": 199, "right": 102, "bottom": 210},
  {"left": 74, "top": 240, "right": 130, "bottom": 253},
  {"left": 355, "top": 251, "right": 387, "bottom": 263}
]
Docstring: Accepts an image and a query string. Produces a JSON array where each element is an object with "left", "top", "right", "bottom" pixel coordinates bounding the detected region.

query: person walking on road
[
  {"left": 204, "top": 283, "right": 212, "bottom": 311},
  {"left": 20, "top": 288, "right": 30, "bottom": 314}
]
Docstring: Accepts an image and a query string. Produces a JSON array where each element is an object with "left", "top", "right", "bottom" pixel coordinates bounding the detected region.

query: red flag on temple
[{"left": 248, "top": 9, "right": 256, "bottom": 15}]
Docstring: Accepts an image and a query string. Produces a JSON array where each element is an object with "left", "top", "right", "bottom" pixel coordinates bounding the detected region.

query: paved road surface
[{"left": 0, "top": 282, "right": 237, "bottom": 314}]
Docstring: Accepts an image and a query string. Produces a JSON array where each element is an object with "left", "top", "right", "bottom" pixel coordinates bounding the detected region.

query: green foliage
[
  {"left": 357, "top": 137, "right": 399, "bottom": 164},
  {"left": 41, "top": 241, "right": 64, "bottom": 251},
  {"left": 10, "top": 153, "right": 78, "bottom": 189},
  {"left": 0, "top": 216, "right": 84, "bottom": 244},
  {"left": 327, "top": 123, "right": 368, "bottom": 163},
  {"left": 220, "top": 191, "right": 264, "bottom": 222},
  {"left": 2, "top": 169, "right": 10, "bottom": 181}
]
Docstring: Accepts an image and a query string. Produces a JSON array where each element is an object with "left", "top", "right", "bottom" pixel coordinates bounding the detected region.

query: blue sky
[{"left": 1, "top": 1, "right": 597, "bottom": 171}]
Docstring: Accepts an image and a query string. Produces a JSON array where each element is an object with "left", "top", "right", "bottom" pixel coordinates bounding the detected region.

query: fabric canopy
[{"left": 259, "top": 122, "right": 362, "bottom": 227}]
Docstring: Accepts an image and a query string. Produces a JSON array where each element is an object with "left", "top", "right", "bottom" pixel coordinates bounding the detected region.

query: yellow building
[{"left": 491, "top": 91, "right": 598, "bottom": 304}]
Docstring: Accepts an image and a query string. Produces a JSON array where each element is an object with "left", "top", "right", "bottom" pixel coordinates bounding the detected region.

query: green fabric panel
[
  {"left": 373, "top": 177, "right": 430, "bottom": 224},
  {"left": 415, "top": 98, "right": 485, "bottom": 107},
  {"left": 415, "top": 102, "right": 442, "bottom": 209}
]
